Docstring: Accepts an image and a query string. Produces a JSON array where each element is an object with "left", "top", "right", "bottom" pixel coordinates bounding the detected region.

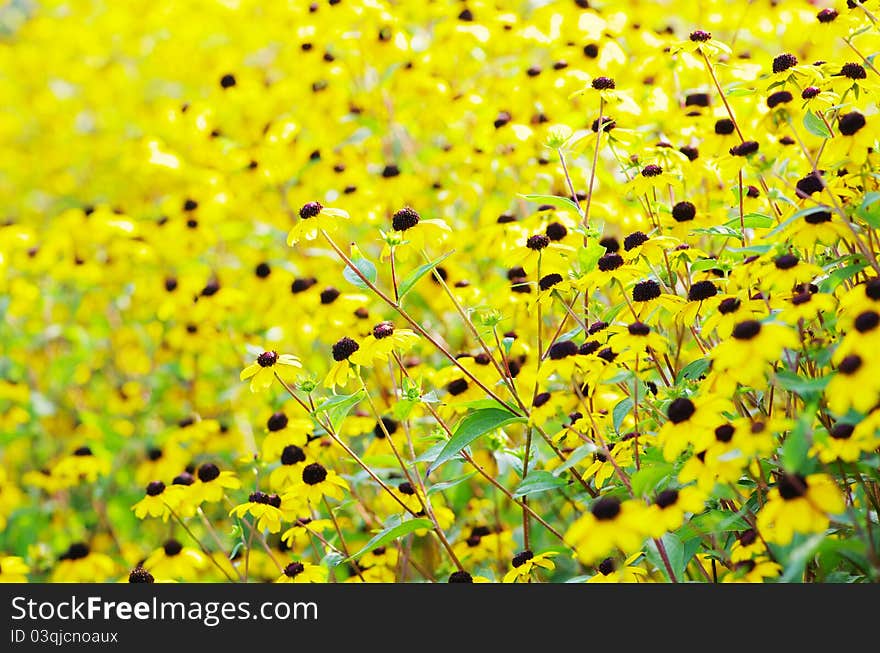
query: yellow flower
[
  {"left": 810, "top": 415, "right": 880, "bottom": 463},
  {"left": 721, "top": 558, "right": 782, "bottom": 583},
  {"left": 51, "top": 543, "right": 118, "bottom": 583},
  {"left": 280, "top": 518, "right": 333, "bottom": 552},
  {"left": 643, "top": 486, "right": 706, "bottom": 538},
  {"left": 565, "top": 496, "right": 648, "bottom": 565},
  {"left": 669, "top": 29, "right": 732, "bottom": 58},
  {"left": 282, "top": 462, "right": 349, "bottom": 505},
  {"left": 239, "top": 350, "right": 302, "bottom": 393},
  {"left": 349, "top": 322, "right": 419, "bottom": 366},
  {"left": 268, "top": 444, "right": 311, "bottom": 491},
  {"left": 286, "top": 201, "right": 349, "bottom": 245},
  {"left": 324, "top": 337, "right": 361, "bottom": 389},
  {"left": 276, "top": 560, "right": 327, "bottom": 583},
  {"left": 0, "top": 556, "right": 30, "bottom": 583},
  {"left": 143, "top": 539, "right": 208, "bottom": 581},
  {"left": 132, "top": 481, "right": 185, "bottom": 522},
  {"left": 229, "top": 492, "right": 286, "bottom": 533},
  {"left": 587, "top": 553, "right": 649, "bottom": 583},
  {"left": 826, "top": 348, "right": 880, "bottom": 414},
  {"left": 710, "top": 320, "right": 799, "bottom": 389},
  {"left": 756, "top": 473, "right": 845, "bottom": 545},
  {"left": 190, "top": 463, "right": 241, "bottom": 504},
  {"left": 657, "top": 394, "right": 733, "bottom": 461},
  {"left": 381, "top": 206, "right": 450, "bottom": 260},
  {"left": 502, "top": 550, "right": 559, "bottom": 583},
  {"left": 52, "top": 446, "right": 111, "bottom": 485}
]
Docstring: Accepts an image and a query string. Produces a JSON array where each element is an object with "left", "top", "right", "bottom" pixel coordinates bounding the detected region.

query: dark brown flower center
[{"left": 302, "top": 463, "right": 328, "bottom": 485}]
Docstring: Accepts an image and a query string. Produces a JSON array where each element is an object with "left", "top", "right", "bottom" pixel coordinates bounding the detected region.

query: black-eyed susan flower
[
  {"left": 710, "top": 320, "right": 799, "bottom": 389},
  {"left": 132, "top": 480, "right": 185, "bottom": 522},
  {"left": 52, "top": 446, "right": 111, "bottom": 485},
  {"left": 446, "top": 570, "right": 491, "bottom": 583},
  {"left": 261, "top": 412, "right": 312, "bottom": 460},
  {"left": 379, "top": 480, "right": 424, "bottom": 514},
  {"left": 670, "top": 29, "right": 732, "bottom": 58},
  {"left": 778, "top": 288, "right": 837, "bottom": 324},
  {"left": 579, "top": 437, "right": 637, "bottom": 489},
  {"left": 580, "top": 252, "right": 642, "bottom": 289},
  {"left": 127, "top": 566, "right": 155, "bottom": 583},
  {"left": 190, "top": 463, "right": 241, "bottom": 505},
  {"left": 286, "top": 201, "right": 350, "bottom": 245},
  {"left": 280, "top": 517, "right": 333, "bottom": 552},
  {"left": 268, "top": 444, "right": 311, "bottom": 491},
  {"left": 324, "top": 336, "right": 361, "bottom": 389},
  {"left": 51, "top": 542, "right": 117, "bottom": 583},
  {"left": 143, "top": 539, "right": 208, "bottom": 581},
  {"left": 240, "top": 349, "right": 302, "bottom": 392},
  {"left": 810, "top": 412, "right": 880, "bottom": 463},
  {"left": 721, "top": 558, "right": 782, "bottom": 583},
  {"left": 349, "top": 321, "right": 419, "bottom": 366},
  {"left": 756, "top": 473, "right": 844, "bottom": 545},
  {"left": 587, "top": 553, "right": 649, "bottom": 583},
  {"left": 502, "top": 550, "right": 559, "bottom": 583},
  {"left": 643, "top": 486, "right": 706, "bottom": 537},
  {"left": 565, "top": 496, "right": 648, "bottom": 565},
  {"left": 700, "top": 294, "right": 767, "bottom": 339},
  {"left": 657, "top": 394, "right": 735, "bottom": 461},
  {"left": 229, "top": 491, "right": 286, "bottom": 533},
  {"left": 757, "top": 253, "right": 822, "bottom": 292},
  {"left": 826, "top": 350, "right": 880, "bottom": 414},
  {"left": 276, "top": 560, "right": 327, "bottom": 583},
  {"left": 283, "top": 462, "right": 348, "bottom": 504},
  {"left": 505, "top": 231, "right": 574, "bottom": 276},
  {"left": 782, "top": 206, "right": 852, "bottom": 249},
  {"left": 629, "top": 278, "right": 684, "bottom": 323},
  {"left": 825, "top": 111, "right": 880, "bottom": 164},
  {"left": 730, "top": 528, "right": 768, "bottom": 563},
  {"left": 380, "top": 206, "right": 450, "bottom": 260},
  {"left": 627, "top": 163, "right": 678, "bottom": 198}
]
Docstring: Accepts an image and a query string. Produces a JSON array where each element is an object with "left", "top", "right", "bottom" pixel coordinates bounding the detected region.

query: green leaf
[
  {"left": 781, "top": 534, "right": 827, "bottom": 582},
  {"left": 677, "top": 357, "right": 711, "bottom": 383},
  {"left": 612, "top": 397, "right": 633, "bottom": 433},
  {"left": 781, "top": 402, "right": 817, "bottom": 473},
  {"left": 512, "top": 470, "right": 569, "bottom": 498},
  {"left": 343, "top": 518, "right": 434, "bottom": 562},
  {"left": 392, "top": 398, "right": 418, "bottom": 420},
  {"left": 413, "top": 440, "right": 447, "bottom": 464},
  {"left": 724, "top": 213, "right": 774, "bottom": 229},
  {"left": 774, "top": 370, "right": 831, "bottom": 400},
  {"left": 398, "top": 251, "right": 454, "bottom": 300},
  {"left": 552, "top": 443, "right": 597, "bottom": 476},
  {"left": 678, "top": 510, "right": 750, "bottom": 541},
  {"left": 855, "top": 191, "right": 880, "bottom": 228},
  {"left": 693, "top": 225, "right": 742, "bottom": 238},
  {"left": 456, "top": 398, "right": 519, "bottom": 411},
  {"left": 647, "top": 533, "right": 691, "bottom": 582},
  {"left": 726, "top": 86, "right": 756, "bottom": 97},
  {"left": 766, "top": 205, "right": 830, "bottom": 238},
  {"left": 819, "top": 261, "right": 868, "bottom": 294},
  {"left": 426, "top": 472, "right": 476, "bottom": 496},
  {"left": 631, "top": 463, "right": 673, "bottom": 498},
  {"left": 343, "top": 256, "right": 377, "bottom": 290},
  {"left": 318, "top": 391, "right": 365, "bottom": 432},
  {"left": 518, "top": 193, "right": 581, "bottom": 214},
  {"left": 577, "top": 239, "right": 606, "bottom": 274},
  {"left": 689, "top": 259, "right": 727, "bottom": 274},
  {"left": 803, "top": 110, "right": 833, "bottom": 139},
  {"left": 428, "top": 407, "right": 526, "bottom": 474}
]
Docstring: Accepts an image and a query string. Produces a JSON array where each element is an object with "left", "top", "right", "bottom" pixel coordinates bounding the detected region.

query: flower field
[{"left": 2, "top": 0, "right": 880, "bottom": 584}]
